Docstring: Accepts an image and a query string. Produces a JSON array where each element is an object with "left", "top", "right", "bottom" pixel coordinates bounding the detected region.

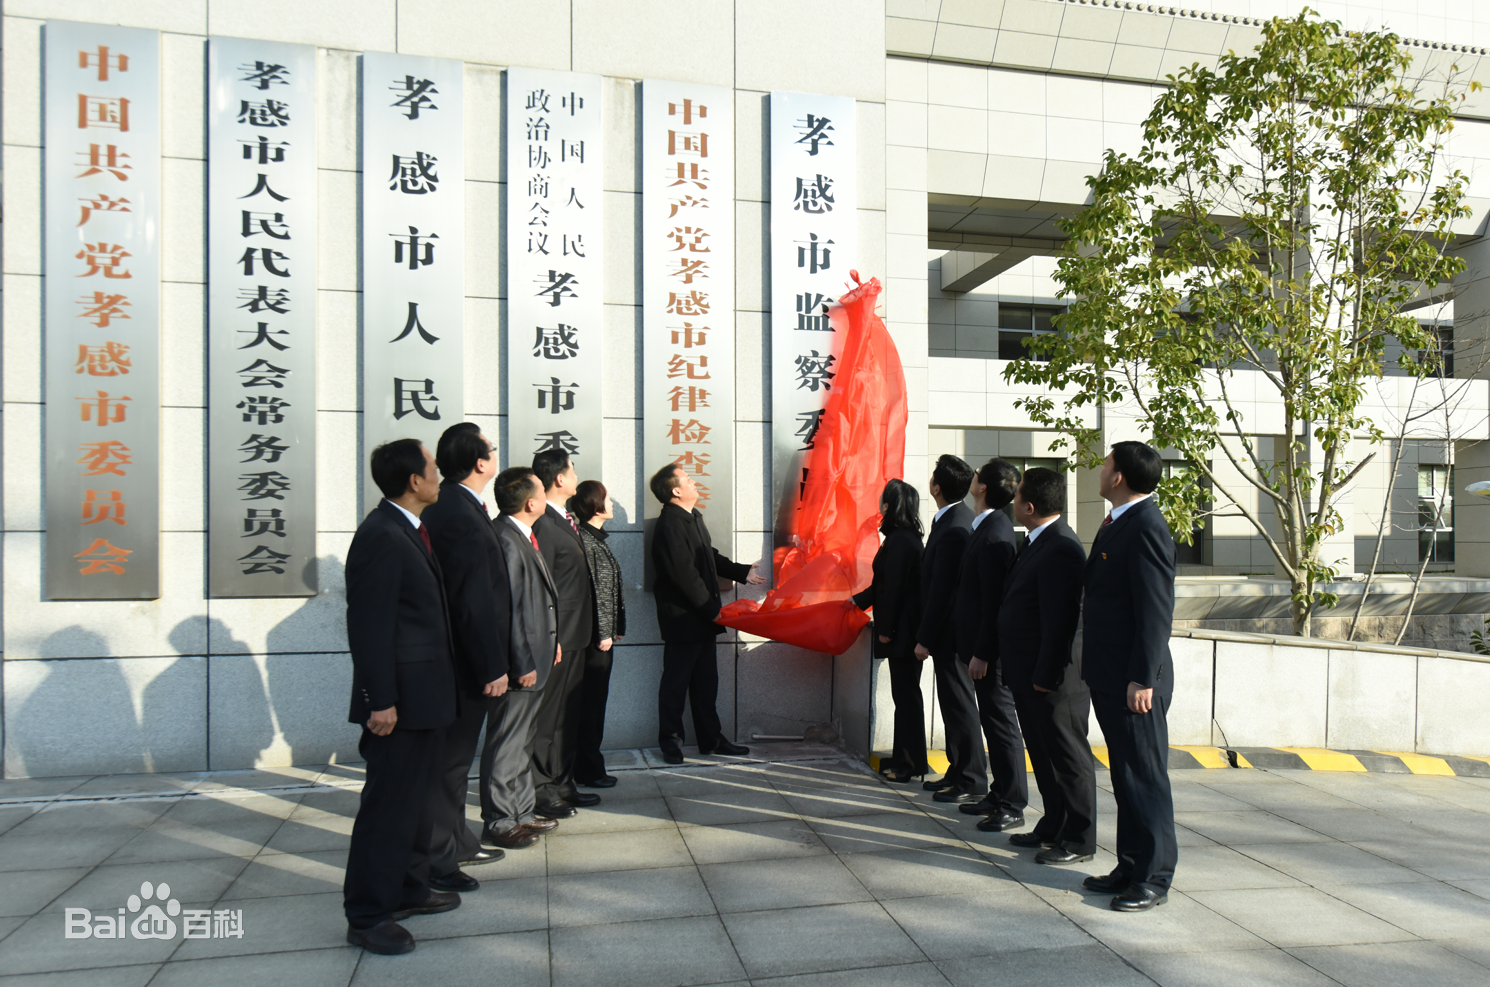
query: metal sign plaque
[
  {"left": 360, "top": 51, "right": 465, "bottom": 510},
  {"left": 44, "top": 21, "right": 161, "bottom": 599},
  {"left": 207, "top": 37, "right": 318, "bottom": 596},
  {"left": 505, "top": 69, "right": 605, "bottom": 472}
]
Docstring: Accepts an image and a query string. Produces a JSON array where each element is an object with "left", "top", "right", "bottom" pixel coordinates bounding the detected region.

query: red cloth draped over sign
[{"left": 716, "top": 274, "right": 907, "bottom": 654}]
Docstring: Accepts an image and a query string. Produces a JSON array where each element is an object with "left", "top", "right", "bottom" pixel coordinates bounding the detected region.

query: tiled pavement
[{"left": 3, "top": 746, "right": 1490, "bottom": 986}]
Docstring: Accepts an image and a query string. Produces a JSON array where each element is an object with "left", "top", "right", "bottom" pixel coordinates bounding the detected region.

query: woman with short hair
[{"left": 568, "top": 479, "right": 627, "bottom": 787}]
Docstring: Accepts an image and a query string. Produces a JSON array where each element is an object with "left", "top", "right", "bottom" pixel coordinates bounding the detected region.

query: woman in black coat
[
  {"left": 569, "top": 480, "right": 627, "bottom": 787},
  {"left": 853, "top": 478, "right": 928, "bottom": 782}
]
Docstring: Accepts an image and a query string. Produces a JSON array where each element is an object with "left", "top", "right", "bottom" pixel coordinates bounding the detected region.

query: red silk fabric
[{"left": 716, "top": 275, "right": 907, "bottom": 654}]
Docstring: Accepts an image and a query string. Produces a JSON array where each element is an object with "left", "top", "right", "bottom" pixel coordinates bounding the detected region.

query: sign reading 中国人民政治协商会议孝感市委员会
[
  {"left": 506, "top": 69, "right": 604, "bottom": 471},
  {"left": 641, "top": 81, "right": 734, "bottom": 530},
  {"left": 207, "top": 37, "right": 318, "bottom": 597},
  {"left": 769, "top": 93, "right": 856, "bottom": 564},
  {"left": 44, "top": 21, "right": 161, "bottom": 600},
  {"left": 360, "top": 52, "right": 464, "bottom": 510}
]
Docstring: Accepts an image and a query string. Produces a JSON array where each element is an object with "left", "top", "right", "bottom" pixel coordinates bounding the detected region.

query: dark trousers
[
  {"left": 658, "top": 639, "right": 723, "bottom": 751},
  {"left": 343, "top": 725, "right": 442, "bottom": 929},
  {"left": 428, "top": 695, "right": 489, "bottom": 877},
  {"left": 884, "top": 653, "right": 930, "bottom": 774},
  {"left": 574, "top": 644, "right": 614, "bottom": 782},
  {"left": 930, "top": 647, "right": 988, "bottom": 793},
  {"left": 480, "top": 687, "right": 543, "bottom": 828},
  {"left": 1012, "top": 681, "right": 1097, "bottom": 854},
  {"left": 531, "top": 641, "right": 585, "bottom": 804},
  {"left": 972, "top": 662, "right": 1028, "bottom": 812},
  {"left": 1091, "top": 690, "right": 1178, "bottom": 892}
]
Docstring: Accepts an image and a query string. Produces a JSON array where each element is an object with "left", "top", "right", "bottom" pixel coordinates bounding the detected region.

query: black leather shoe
[
  {"left": 391, "top": 890, "right": 461, "bottom": 920},
  {"left": 1036, "top": 847, "right": 1095, "bottom": 865},
  {"left": 880, "top": 767, "right": 926, "bottom": 784},
  {"left": 703, "top": 740, "right": 750, "bottom": 756},
  {"left": 482, "top": 825, "right": 541, "bottom": 849},
  {"left": 429, "top": 870, "right": 478, "bottom": 893},
  {"left": 922, "top": 776, "right": 953, "bottom": 791},
  {"left": 932, "top": 788, "right": 980, "bottom": 804},
  {"left": 1111, "top": 885, "right": 1167, "bottom": 912},
  {"left": 535, "top": 800, "right": 578, "bottom": 819},
  {"left": 1008, "top": 831, "right": 1056, "bottom": 849},
  {"left": 577, "top": 774, "right": 617, "bottom": 788},
  {"left": 976, "top": 810, "right": 1025, "bottom": 832},
  {"left": 958, "top": 797, "right": 1000, "bottom": 815},
  {"left": 660, "top": 748, "right": 685, "bottom": 765},
  {"left": 567, "top": 791, "right": 601, "bottom": 807},
  {"left": 347, "top": 919, "right": 414, "bottom": 955},
  {"left": 1083, "top": 870, "right": 1130, "bottom": 894},
  {"left": 524, "top": 817, "right": 559, "bottom": 833},
  {"left": 459, "top": 847, "right": 505, "bottom": 865}
]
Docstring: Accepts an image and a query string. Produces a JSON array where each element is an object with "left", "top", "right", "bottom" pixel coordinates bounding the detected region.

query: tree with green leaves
[{"left": 1006, "top": 11, "right": 1478, "bottom": 636}]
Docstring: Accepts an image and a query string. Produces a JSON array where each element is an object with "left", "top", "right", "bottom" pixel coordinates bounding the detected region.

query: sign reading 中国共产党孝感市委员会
[
  {"left": 44, "top": 21, "right": 161, "bottom": 600},
  {"left": 642, "top": 81, "right": 734, "bottom": 530},
  {"left": 360, "top": 51, "right": 464, "bottom": 510},
  {"left": 506, "top": 69, "right": 604, "bottom": 471},
  {"left": 207, "top": 37, "right": 318, "bottom": 596},
  {"left": 769, "top": 92, "right": 855, "bottom": 562}
]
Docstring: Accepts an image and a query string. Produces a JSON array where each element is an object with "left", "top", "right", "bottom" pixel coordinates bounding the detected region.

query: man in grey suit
[{"left": 479, "top": 467, "right": 561, "bottom": 852}]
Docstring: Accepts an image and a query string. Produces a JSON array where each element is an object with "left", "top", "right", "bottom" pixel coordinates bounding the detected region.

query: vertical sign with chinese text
[
  {"left": 770, "top": 93, "right": 856, "bottom": 554},
  {"left": 642, "top": 82, "right": 734, "bottom": 529},
  {"left": 207, "top": 38, "right": 318, "bottom": 596},
  {"left": 360, "top": 52, "right": 464, "bottom": 510},
  {"left": 506, "top": 69, "right": 604, "bottom": 471},
  {"left": 44, "top": 21, "right": 161, "bottom": 599}
]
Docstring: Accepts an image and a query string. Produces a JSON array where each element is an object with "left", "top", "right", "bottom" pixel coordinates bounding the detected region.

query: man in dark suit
[
  {"left": 956, "top": 458, "right": 1027, "bottom": 826},
  {"left": 650, "top": 462, "right": 766, "bottom": 764},
  {"left": 343, "top": 439, "right": 462, "bottom": 955},
  {"left": 915, "top": 454, "right": 987, "bottom": 801},
  {"left": 998, "top": 468, "right": 1097, "bottom": 866},
  {"left": 528, "top": 450, "right": 597, "bottom": 818},
  {"left": 1080, "top": 441, "right": 1179, "bottom": 912},
  {"left": 480, "top": 467, "right": 562, "bottom": 851},
  {"left": 420, "top": 424, "right": 510, "bottom": 892}
]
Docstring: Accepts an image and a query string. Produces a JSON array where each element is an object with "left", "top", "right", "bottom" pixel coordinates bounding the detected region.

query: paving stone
[
  {"left": 549, "top": 915, "right": 744, "bottom": 987},
  {"left": 1169, "top": 782, "right": 1258, "bottom": 813},
  {"left": 1439, "top": 935, "right": 1490, "bottom": 969},
  {"left": 547, "top": 796, "right": 675, "bottom": 835},
  {"left": 0, "top": 899, "right": 212, "bottom": 974},
  {"left": 1173, "top": 810, "right": 1334, "bottom": 845},
  {"left": 546, "top": 825, "right": 693, "bottom": 875},
  {"left": 1316, "top": 881, "right": 1490, "bottom": 939},
  {"left": 351, "top": 929, "right": 549, "bottom": 986},
  {"left": 0, "top": 776, "right": 94, "bottom": 803},
  {"left": 721, "top": 901, "right": 923, "bottom": 979},
  {"left": 882, "top": 889, "right": 1090, "bottom": 958},
  {"left": 838, "top": 845, "right": 1011, "bottom": 900},
  {"left": 0, "top": 805, "right": 41, "bottom": 838},
  {"left": 0, "top": 962, "right": 162, "bottom": 986},
  {"left": 105, "top": 815, "right": 285, "bottom": 864},
  {"left": 1050, "top": 888, "right": 1268, "bottom": 954},
  {"left": 8, "top": 802, "right": 172, "bottom": 839},
  {"left": 63, "top": 773, "right": 207, "bottom": 799},
  {"left": 35, "top": 856, "right": 248, "bottom": 913},
  {"left": 151, "top": 946, "right": 360, "bottom": 987},
  {"left": 777, "top": 788, "right": 922, "bottom": 820},
  {"left": 1187, "top": 886, "right": 1418, "bottom": 947},
  {"left": 1289, "top": 940, "right": 1490, "bottom": 987},
  {"left": 0, "top": 867, "right": 92, "bottom": 917},
  {"left": 699, "top": 854, "right": 872, "bottom": 912},
  {"left": 1263, "top": 807, "right": 1423, "bottom": 843},
  {"left": 172, "top": 890, "right": 348, "bottom": 958},
  {"left": 750, "top": 961, "right": 953, "bottom": 987},
  {"left": 668, "top": 790, "right": 799, "bottom": 827},
  {"left": 1125, "top": 945, "right": 1340, "bottom": 986},
  {"left": 1348, "top": 839, "right": 1490, "bottom": 881},
  {"left": 937, "top": 944, "right": 1156, "bottom": 986},
  {"left": 410, "top": 876, "right": 549, "bottom": 939},
  {"left": 654, "top": 766, "right": 778, "bottom": 799},
  {"left": 1168, "top": 846, "right": 1300, "bottom": 892},
  {"left": 586, "top": 766, "right": 661, "bottom": 800},
  {"left": 678, "top": 818, "right": 830, "bottom": 865},
  {"left": 807, "top": 811, "right": 963, "bottom": 855},
  {"left": 549, "top": 865, "right": 713, "bottom": 927},
  {"left": 0, "top": 831, "right": 139, "bottom": 873},
  {"left": 220, "top": 849, "right": 347, "bottom": 899},
  {"left": 1231, "top": 841, "right": 1431, "bottom": 887}
]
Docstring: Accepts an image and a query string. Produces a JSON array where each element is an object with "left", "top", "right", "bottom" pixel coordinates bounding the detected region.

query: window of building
[
  {"left": 997, "top": 305, "right": 1064, "bottom": 361},
  {"left": 1423, "top": 322, "right": 1453, "bottom": 377},
  {"left": 1161, "top": 460, "right": 1208, "bottom": 565},
  {"left": 995, "top": 457, "right": 1063, "bottom": 533},
  {"left": 1418, "top": 464, "right": 1454, "bottom": 563}
]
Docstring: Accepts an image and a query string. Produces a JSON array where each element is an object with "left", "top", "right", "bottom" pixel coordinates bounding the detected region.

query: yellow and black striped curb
[{"left": 871, "top": 747, "right": 1490, "bottom": 777}]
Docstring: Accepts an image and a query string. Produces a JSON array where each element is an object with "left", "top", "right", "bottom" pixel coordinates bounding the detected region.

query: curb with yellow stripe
[{"left": 870, "top": 747, "right": 1490, "bottom": 777}]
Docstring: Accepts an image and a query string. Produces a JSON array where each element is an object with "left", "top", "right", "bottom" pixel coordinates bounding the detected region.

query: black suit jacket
[
  {"left": 345, "top": 500, "right": 459, "bottom": 731},
  {"left": 652, "top": 502, "right": 751, "bottom": 643},
  {"left": 998, "top": 516, "right": 1086, "bottom": 693},
  {"left": 917, "top": 501, "right": 972, "bottom": 655},
  {"left": 422, "top": 480, "right": 510, "bottom": 698},
  {"left": 495, "top": 516, "right": 560, "bottom": 690},
  {"left": 852, "top": 526, "right": 923, "bottom": 660},
  {"left": 533, "top": 503, "right": 594, "bottom": 653},
  {"left": 954, "top": 510, "right": 1017, "bottom": 662},
  {"left": 1081, "top": 497, "right": 1177, "bottom": 698}
]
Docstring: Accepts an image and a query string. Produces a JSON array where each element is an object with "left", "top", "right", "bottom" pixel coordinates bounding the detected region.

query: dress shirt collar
[
  {"left": 933, "top": 502, "right": 957, "bottom": 524},
  {"left": 389, "top": 500, "right": 421, "bottom": 529},
  {"left": 504, "top": 514, "right": 533, "bottom": 539},
  {"left": 1108, "top": 493, "right": 1152, "bottom": 523},
  {"left": 1025, "top": 518, "right": 1056, "bottom": 545},
  {"left": 546, "top": 500, "right": 571, "bottom": 522},
  {"left": 459, "top": 482, "right": 485, "bottom": 507},
  {"left": 971, "top": 508, "right": 994, "bottom": 530}
]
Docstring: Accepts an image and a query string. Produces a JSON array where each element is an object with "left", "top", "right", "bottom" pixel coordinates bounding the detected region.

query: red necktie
[
  {"left": 565, "top": 510, "right": 579, "bottom": 535},
  {"left": 530, "top": 531, "right": 541, "bottom": 552},
  {"left": 1101, "top": 514, "right": 1112, "bottom": 527},
  {"left": 418, "top": 524, "right": 433, "bottom": 554}
]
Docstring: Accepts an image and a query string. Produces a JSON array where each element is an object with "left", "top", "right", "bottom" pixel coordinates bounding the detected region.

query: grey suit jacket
[{"left": 495, "top": 516, "right": 560, "bottom": 690}]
